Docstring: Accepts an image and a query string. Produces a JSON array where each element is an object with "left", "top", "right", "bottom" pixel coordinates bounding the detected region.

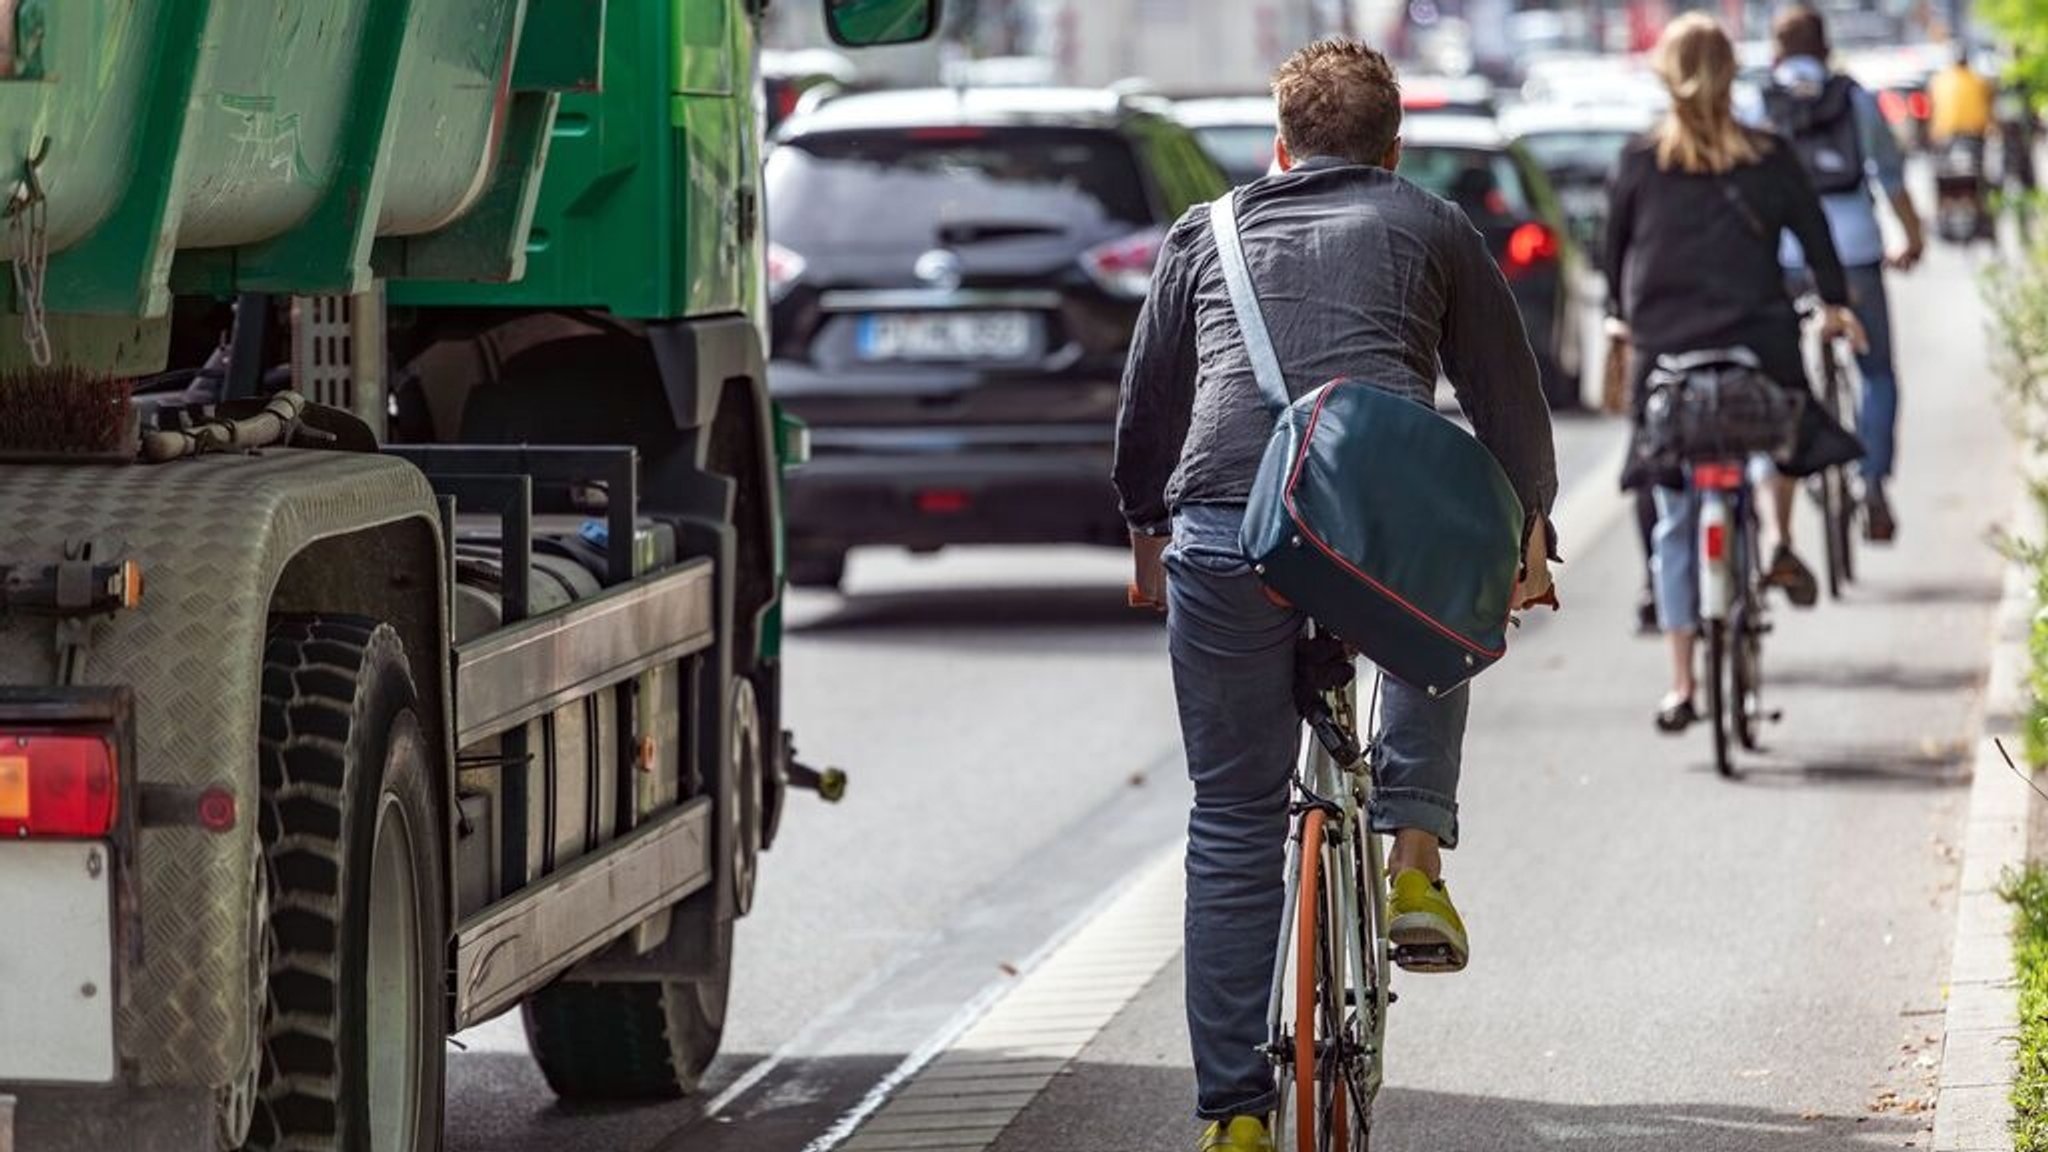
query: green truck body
[{"left": 0, "top": 2, "right": 938, "bottom": 1149}]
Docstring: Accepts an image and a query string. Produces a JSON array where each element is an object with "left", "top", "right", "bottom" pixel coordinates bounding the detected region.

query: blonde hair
[{"left": 1652, "top": 13, "right": 1761, "bottom": 174}]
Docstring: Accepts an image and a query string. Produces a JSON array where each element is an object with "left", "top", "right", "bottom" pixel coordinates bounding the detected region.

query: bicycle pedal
[
  {"left": 1391, "top": 944, "right": 1463, "bottom": 972},
  {"left": 1767, "top": 709, "right": 1785, "bottom": 723}
]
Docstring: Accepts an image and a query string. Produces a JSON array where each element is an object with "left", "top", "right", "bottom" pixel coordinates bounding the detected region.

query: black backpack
[{"left": 1763, "top": 74, "right": 1867, "bottom": 196}]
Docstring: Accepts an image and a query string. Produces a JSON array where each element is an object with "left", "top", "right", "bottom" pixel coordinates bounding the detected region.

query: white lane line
[{"left": 818, "top": 850, "right": 1186, "bottom": 1152}]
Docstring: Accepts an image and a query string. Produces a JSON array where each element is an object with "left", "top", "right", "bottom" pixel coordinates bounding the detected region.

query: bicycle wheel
[
  {"left": 1731, "top": 598, "right": 1765, "bottom": 752},
  {"left": 1292, "top": 810, "right": 1370, "bottom": 1151},
  {"left": 1824, "top": 350, "right": 1858, "bottom": 592},
  {"left": 1704, "top": 620, "right": 1737, "bottom": 778}
]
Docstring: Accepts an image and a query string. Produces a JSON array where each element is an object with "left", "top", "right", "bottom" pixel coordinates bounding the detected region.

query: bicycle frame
[{"left": 1267, "top": 673, "right": 1392, "bottom": 1125}]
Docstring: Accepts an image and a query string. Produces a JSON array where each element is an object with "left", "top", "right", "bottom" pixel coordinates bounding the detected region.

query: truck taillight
[
  {"left": 1081, "top": 227, "right": 1166, "bottom": 299},
  {"left": 0, "top": 731, "right": 119, "bottom": 839}
]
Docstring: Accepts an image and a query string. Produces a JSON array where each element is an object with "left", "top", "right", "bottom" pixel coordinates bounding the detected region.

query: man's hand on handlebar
[
  {"left": 1886, "top": 237, "right": 1925, "bottom": 272},
  {"left": 1820, "top": 304, "right": 1870, "bottom": 355}
]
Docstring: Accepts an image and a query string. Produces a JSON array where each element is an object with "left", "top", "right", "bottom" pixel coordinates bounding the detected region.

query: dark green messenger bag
[{"left": 1208, "top": 190, "right": 1524, "bottom": 697}]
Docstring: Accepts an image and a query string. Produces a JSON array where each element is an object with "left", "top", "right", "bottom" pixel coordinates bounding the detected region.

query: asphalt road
[{"left": 444, "top": 237, "right": 2011, "bottom": 1152}]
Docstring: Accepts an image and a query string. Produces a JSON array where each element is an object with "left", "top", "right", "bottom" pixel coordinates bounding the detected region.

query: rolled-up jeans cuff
[
  {"left": 1196, "top": 1088, "right": 1277, "bottom": 1123},
  {"left": 1370, "top": 788, "right": 1460, "bottom": 849}
]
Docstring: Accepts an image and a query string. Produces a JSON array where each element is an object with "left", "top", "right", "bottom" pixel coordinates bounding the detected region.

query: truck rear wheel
[
  {"left": 246, "top": 617, "right": 447, "bottom": 1152},
  {"left": 520, "top": 923, "right": 732, "bottom": 1101}
]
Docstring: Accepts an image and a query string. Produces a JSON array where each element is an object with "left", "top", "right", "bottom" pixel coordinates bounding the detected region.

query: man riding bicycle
[
  {"left": 1760, "top": 4, "right": 1924, "bottom": 541},
  {"left": 1113, "top": 39, "right": 1558, "bottom": 1152}
]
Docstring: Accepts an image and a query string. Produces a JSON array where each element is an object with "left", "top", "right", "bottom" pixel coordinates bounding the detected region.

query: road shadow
[
  {"left": 1718, "top": 740, "right": 1971, "bottom": 791},
  {"left": 1854, "top": 577, "right": 2002, "bottom": 607},
  {"left": 445, "top": 1046, "right": 900, "bottom": 1152},
  {"left": 1768, "top": 663, "right": 1985, "bottom": 694},
  {"left": 990, "top": 1063, "right": 1929, "bottom": 1152}
]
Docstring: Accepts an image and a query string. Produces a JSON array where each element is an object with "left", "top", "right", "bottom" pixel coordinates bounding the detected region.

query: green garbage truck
[{"left": 0, "top": 2, "right": 938, "bottom": 1149}]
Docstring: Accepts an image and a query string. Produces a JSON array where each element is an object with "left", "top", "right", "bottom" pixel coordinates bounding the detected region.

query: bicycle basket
[{"left": 1642, "top": 348, "right": 1803, "bottom": 463}]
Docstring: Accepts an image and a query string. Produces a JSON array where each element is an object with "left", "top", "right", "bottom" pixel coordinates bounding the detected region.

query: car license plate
[
  {"left": 857, "top": 312, "right": 1037, "bottom": 362},
  {"left": 0, "top": 842, "right": 116, "bottom": 1082}
]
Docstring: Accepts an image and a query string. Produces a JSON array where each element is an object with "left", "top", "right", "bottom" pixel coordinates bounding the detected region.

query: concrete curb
[{"left": 1932, "top": 483, "right": 2039, "bottom": 1152}]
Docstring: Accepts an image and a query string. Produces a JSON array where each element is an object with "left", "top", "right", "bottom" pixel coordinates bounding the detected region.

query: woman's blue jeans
[{"left": 1166, "top": 503, "right": 1467, "bottom": 1121}]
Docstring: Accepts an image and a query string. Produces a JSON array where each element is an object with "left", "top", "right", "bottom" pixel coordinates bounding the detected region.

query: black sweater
[{"left": 1604, "top": 129, "right": 1848, "bottom": 357}]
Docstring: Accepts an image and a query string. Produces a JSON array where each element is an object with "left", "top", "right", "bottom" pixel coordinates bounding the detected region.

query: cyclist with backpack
[
  {"left": 1761, "top": 4, "right": 1924, "bottom": 542},
  {"left": 1115, "top": 39, "right": 1558, "bottom": 1152},
  {"left": 1607, "top": 13, "right": 1866, "bottom": 733}
]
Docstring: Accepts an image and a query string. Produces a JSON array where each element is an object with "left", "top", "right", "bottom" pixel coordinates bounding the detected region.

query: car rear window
[
  {"left": 767, "top": 127, "right": 1152, "bottom": 252},
  {"left": 1517, "top": 131, "right": 1635, "bottom": 179},
  {"left": 1398, "top": 146, "right": 1530, "bottom": 224},
  {"left": 1190, "top": 125, "right": 1276, "bottom": 184}
]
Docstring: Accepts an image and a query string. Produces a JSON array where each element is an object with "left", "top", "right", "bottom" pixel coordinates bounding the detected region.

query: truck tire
[
  {"left": 520, "top": 924, "right": 732, "bottom": 1101},
  {"left": 246, "top": 617, "right": 447, "bottom": 1152}
]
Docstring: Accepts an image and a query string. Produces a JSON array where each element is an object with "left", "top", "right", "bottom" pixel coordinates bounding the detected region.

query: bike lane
[{"left": 938, "top": 248, "right": 2009, "bottom": 1151}]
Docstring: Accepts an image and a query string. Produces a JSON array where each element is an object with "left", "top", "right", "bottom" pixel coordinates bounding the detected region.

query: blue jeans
[
  {"left": 1845, "top": 262, "right": 1899, "bottom": 482},
  {"left": 1166, "top": 503, "right": 1467, "bottom": 1121}
]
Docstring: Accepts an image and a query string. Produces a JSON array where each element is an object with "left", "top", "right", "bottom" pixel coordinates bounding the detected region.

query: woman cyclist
[{"left": 1605, "top": 13, "right": 1866, "bottom": 732}]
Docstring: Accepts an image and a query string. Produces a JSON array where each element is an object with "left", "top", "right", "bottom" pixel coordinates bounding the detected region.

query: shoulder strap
[{"left": 1207, "top": 191, "right": 1292, "bottom": 415}]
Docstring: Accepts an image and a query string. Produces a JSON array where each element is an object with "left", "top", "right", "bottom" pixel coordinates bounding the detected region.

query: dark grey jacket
[{"left": 1111, "top": 156, "right": 1559, "bottom": 540}]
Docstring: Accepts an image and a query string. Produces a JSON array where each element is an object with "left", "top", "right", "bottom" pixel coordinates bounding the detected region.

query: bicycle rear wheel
[
  {"left": 1704, "top": 620, "right": 1737, "bottom": 778},
  {"left": 1731, "top": 598, "right": 1765, "bottom": 752},
  {"left": 1291, "top": 810, "right": 1371, "bottom": 1151},
  {"left": 1822, "top": 349, "right": 1858, "bottom": 594}
]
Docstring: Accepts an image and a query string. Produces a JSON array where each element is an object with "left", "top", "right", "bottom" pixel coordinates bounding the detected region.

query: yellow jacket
[{"left": 1930, "top": 64, "right": 1996, "bottom": 141}]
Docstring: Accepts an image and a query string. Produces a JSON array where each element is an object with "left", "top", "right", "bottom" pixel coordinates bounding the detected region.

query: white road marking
[{"left": 812, "top": 850, "right": 1186, "bottom": 1152}]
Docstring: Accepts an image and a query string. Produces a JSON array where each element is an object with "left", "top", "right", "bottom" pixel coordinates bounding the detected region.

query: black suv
[{"left": 765, "top": 88, "right": 1230, "bottom": 589}]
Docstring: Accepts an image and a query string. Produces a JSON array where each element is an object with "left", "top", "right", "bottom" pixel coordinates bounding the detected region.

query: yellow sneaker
[
  {"left": 1199, "top": 1115, "right": 1274, "bottom": 1151},
  {"left": 1388, "top": 868, "right": 1470, "bottom": 973}
]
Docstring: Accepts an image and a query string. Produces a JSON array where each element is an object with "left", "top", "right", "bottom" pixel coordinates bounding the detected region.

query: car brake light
[
  {"left": 1703, "top": 522, "right": 1728, "bottom": 562},
  {"left": 1081, "top": 227, "right": 1166, "bottom": 299},
  {"left": 1504, "top": 222, "right": 1558, "bottom": 274},
  {"left": 1878, "top": 89, "right": 1908, "bottom": 124},
  {"left": 1909, "top": 91, "right": 1932, "bottom": 121},
  {"left": 767, "top": 242, "right": 807, "bottom": 304},
  {"left": 1403, "top": 93, "right": 1450, "bottom": 110},
  {"left": 0, "top": 731, "right": 119, "bottom": 839},
  {"left": 917, "top": 489, "right": 972, "bottom": 514}
]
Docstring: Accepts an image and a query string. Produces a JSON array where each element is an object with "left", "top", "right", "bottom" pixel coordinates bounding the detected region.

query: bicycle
[
  {"left": 1267, "top": 636, "right": 1422, "bottom": 1151},
  {"left": 1813, "top": 329, "right": 1860, "bottom": 600},
  {"left": 1691, "top": 458, "right": 1776, "bottom": 777}
]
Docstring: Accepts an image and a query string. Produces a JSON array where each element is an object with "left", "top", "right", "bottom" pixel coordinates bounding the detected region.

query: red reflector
[
  {"left": 0, "top": 732, "right": 118, "bottom": 839},
  {"left": 1703, "top": 523, "right": 1728, "bottom": 561},
  {"left": 917, "top": 489, "right": 972, "bottom": 514},
  {"left": 197, "top": 787, "right": 238, "bottom": 833},
  {"left": 905, "top": 126, "right": 991, "bottom": 141},
  {"left": 1909, "top": 91, "right": 1932, "bottom": 120},
  {"left": 1693, "top": 462, "right": 1745, "bottom": 490},
  {"left": 1504, "top": 222, "right": 1559, "bottom": 273}
]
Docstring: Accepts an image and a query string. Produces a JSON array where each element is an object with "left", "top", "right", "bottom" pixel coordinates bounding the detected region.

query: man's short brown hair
[
  {"left": 1272, "top": 39, "right": 1403, "bottom": 167},
  {"left": 1772, "top": 4, "right": 1829, "bottom": 61}
]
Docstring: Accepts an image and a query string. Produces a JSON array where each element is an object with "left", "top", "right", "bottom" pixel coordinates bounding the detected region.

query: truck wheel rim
[{"left": 368, "top": 792, "right": 424, "bottom": 1152}]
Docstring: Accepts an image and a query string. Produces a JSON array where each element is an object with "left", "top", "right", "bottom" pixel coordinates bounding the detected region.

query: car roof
[
  {"left": 1398, "top": 114, "right": 1510, "bottom": 151},
  {"left": 1500, "top": 102, "right": 1657, "bottom": 137},
  {"left": 779, "top": 87, "right": 1153, "bottom": 136},
  {"left": 1171, "top": 96, "right": 1277, "bottom": 129}
]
